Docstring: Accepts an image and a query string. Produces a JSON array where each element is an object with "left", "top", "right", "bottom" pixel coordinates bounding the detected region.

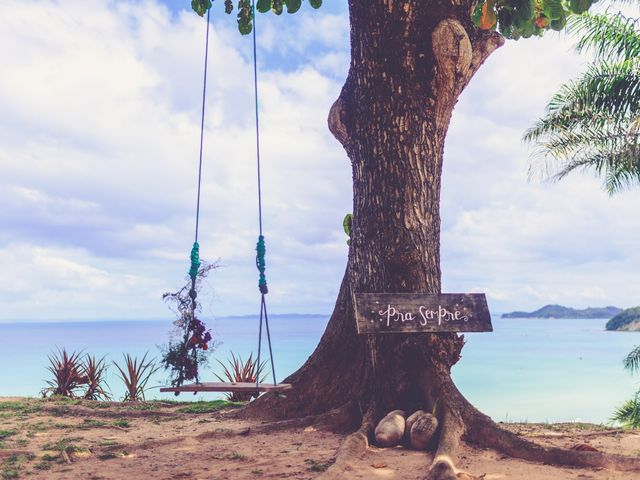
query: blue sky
[{"left": 1, "top": 0, "right": 638, "bottom": 321}]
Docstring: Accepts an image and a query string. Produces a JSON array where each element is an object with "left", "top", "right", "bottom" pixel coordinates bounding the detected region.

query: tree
[
  {"left": 189, "top": 1, "right": 640, "bottom": 478},
  {"left": 525, "top": 11, "right": 640, "bottom": 194},
  {"left": 612, "top": 345, "right": 640, "bottom": 428}
]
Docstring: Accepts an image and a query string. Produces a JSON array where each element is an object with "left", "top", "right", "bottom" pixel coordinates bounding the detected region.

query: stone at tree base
[
  {"left": 374, "top": 410, "right": 406, "bottom": 447},
  {"left": 404, "top": 410, "right": 427, "bottom": 440},
  {"left": 410, "top": 413, "right": 438, "bottom": 450}
]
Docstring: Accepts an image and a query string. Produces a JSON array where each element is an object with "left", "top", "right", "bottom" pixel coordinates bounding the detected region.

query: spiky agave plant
[
  {"left": 82, "top": 355, "right": 111, "bottom": 401},
  {"left": 214, "top": 352, "right": 267, "bottom": 402},
  {"left": 41, "top": 348, "right": 87, "bottom": 398},
  {"left": 113, "top": 353, "right": 160, "bottom": 402}
]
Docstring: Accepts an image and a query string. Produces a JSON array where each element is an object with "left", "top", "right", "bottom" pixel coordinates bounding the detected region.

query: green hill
[
  {"left": 502, "top": 304, "right": 622, "bottom": 319},
  {"left": 605, "top": 307, "right": 640, "bottom": 331}
]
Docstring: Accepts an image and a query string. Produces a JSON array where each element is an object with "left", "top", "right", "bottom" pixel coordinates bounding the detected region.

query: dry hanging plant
[{"left": 160, "top": 261, "right": 218, "bottom": 390}]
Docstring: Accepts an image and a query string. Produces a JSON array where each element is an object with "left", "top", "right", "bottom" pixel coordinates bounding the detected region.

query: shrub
[
  {"left": 113, "top": 353, "right": 160, "bottom": 402},
  {"left": 41, "top": 349, "right": 86, "bottom": 398},
  {"left": 215, "top": 352, "right": 267, "bottom": 402},
  {"left": 82, "top": 355, "right": 111, "bottom": 401}
]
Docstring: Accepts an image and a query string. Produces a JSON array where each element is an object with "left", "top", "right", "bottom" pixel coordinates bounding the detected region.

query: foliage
[
  {"left": 161, "top": 261, "right": 218, "bottom": 389},
  {"left": 525, "top": 11, "right": 640, "bottom": 194},
  {"left": 41, "top": 349, "right": 87, "bottom": 399},
  {"left": 612, "top": 393, "right": 640, "bottom": 428},
  {"left": 214, "top": 352, "right": 267, "bottom": 401},
  {"left": 624, "top": 345, "right": 640, "bottom": 374},
  {"left": 611, "top": 345, "right": 640, "bottom": 428},
  {"left": 175, "top": 400, "right": 244, "bottom": 413},
  {"left": 606, "top": 307, "right": 640, "bottom": 331},
  {"left": 113, "top": 353, "right": 160, "bottom": 402},
  {"left": 191, "top": 0, "right": 601, "bottom": 38},
  {"left": 81, "top": 355, "right": 111, "bottom": 401},
  {"left": 191, "top": 0, "right": 322, "bottom": 34}
]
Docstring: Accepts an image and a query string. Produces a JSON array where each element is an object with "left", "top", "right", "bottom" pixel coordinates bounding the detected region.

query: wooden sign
[{"left": 354, "top": 293, "right": 492, "bottom": 334}]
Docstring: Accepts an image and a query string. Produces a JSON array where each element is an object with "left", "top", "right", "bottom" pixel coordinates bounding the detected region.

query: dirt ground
[{"left": 1, "top": 397, "right": 639, "bottom": 480}]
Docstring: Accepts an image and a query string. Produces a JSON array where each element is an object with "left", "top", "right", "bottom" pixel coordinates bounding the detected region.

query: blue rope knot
[
  {"left": 189, "top": 242, "right": 201, "bottom": 281},
  {"left": 256, "top": 235, "right": 268, "bottom": 294}
]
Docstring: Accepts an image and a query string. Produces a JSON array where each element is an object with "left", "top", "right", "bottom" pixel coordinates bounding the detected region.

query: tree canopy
[{"left": 191, "top": 0, "right": 598, "bottom": 38}]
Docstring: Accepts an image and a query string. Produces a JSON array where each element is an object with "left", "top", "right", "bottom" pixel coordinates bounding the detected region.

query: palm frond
[
  {"left": 611, "top": 392, "right": 640, "bottom": 428},
  {"left": 624, "top": 345, "right": 640, "bottom": 374},
  {"left": 568, "top": 12, "right": 640, "bottom": 63}
]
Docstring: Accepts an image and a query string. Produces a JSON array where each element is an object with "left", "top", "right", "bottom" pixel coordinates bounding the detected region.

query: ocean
[{"left": 1, "top": 315, "right": 638, "bottom": 424}]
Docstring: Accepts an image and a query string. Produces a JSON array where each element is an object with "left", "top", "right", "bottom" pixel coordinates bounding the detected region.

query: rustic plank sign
[{"left": 354, "top": 293, "right": 492, "bottom": 334}]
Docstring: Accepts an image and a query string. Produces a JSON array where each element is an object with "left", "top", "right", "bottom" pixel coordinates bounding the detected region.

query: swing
[{"left": 160, "top": 5, "right": 290, "bottom": 396}]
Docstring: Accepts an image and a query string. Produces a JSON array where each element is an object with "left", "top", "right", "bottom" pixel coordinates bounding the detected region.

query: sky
[{"left": 0, "top": 0, "right": 638, "bottom": 321}]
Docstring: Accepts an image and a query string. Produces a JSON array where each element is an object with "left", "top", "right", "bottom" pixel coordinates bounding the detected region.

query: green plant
[
  {"left": 113, "top": 353, "right": 160, "bottom": 402},
  {"left": 612, "top": 346, "right": 640, "bottom": 428},
  {"left": 214, "top": 352, "right": 267, "bottom": 402},
  {"left": 82, "top": 355, "right": 111, "bottom": 401},
  {"left": 175, "top": 400, "right": 242, "bottom": 414},
  {"left": 526, "top": 11, "right": 640, "bottom": 194},
  {"left": 41, "top": 349, "right": 86, "bottom": 398}
]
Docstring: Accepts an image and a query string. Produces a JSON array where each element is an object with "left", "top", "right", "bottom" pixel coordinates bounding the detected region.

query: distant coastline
[{"left": 502, "top": 304, "right": 622, "bottom": 319}]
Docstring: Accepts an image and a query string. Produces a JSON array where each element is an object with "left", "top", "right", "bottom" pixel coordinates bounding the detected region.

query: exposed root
[
  {"left": 468, "top": 414, "right": 640, "bottom": 472},
  {"left": 427, "top": 408, "right": 464, "bottom": 480},
  {"left": 316, "top": 406, "right": 376, "bottom": 479}
]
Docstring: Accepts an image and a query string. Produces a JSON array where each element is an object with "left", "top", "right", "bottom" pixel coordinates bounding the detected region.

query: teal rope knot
[
  {"left": 256, "top": 235, "right": 268, "bottom": 294},
  {"left": 189, "top": 242, "right": 201, "bottom": 281}
]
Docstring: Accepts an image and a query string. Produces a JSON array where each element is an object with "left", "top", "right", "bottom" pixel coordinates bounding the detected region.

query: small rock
[
  {"left": 410, "top": 413, "right": 438, "bottom": 450},
  {"left": 404, "top": 410, "right": 427, "bottom": 440},
  {"left": 374, "top": 410, "right": 406, "bottom": 447}
]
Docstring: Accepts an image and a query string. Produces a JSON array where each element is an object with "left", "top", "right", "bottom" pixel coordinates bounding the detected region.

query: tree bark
[
  {"left": 256, "top": 0, "right": 501, "bottom": 422},
  {"left": 245, "top": 1, "right": 640, "bottom": 478}
]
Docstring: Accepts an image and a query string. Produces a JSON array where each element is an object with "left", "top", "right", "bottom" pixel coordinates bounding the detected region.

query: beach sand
[{"left": 1, "top": 397, "right": 639, "bottom": 479}]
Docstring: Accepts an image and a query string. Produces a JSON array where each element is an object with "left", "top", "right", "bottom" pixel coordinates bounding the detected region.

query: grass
[
  {"left": 1, "top": 454, "right": 36, "bottom": 480},
  {"left": 113, "top": 419, "right": 130, "bottom": 428},
  {"left": 305, "top": 458, "right": 335, "bottom": 472},
  {"left": 41, "top": 437, "right": 84, "bottom": 452},
  {"left": 81, "top": 419, "right": 107, "bottom": 428},
  {"left": 175, "top": 400, "right": 244, "bottom": 414},
  {"left": 0, "top": 430, "right": 17, "bottom": 440}
]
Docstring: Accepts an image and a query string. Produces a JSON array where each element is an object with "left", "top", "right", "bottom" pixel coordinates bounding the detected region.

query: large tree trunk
[
  {"left": 247, "top": 1, "right": 640, "bottom": 478},
  {"left": 258, "top": 0, "right": 500, "bottom": 423}
]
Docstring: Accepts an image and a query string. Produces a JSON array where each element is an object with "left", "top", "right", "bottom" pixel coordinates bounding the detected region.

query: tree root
[
  {"left": 467, "top": 414, "right": 640, "bottom": 472},
  {"left": 316, "top": 406, "right": 377, "bottom": 479},
  {"left": 427, "top": 408, "right": 464, "bottom": 480}
]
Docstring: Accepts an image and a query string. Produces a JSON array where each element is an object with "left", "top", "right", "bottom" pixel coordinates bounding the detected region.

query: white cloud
[{"left": 0, "top": 0, "right": 638, "bottom": 321}]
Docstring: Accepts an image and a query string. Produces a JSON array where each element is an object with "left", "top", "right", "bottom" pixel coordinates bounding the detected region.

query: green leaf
[
  {"left": 570, "top": 0, "right": 592, "bottom": 15},
  {"left": 543, "top": 0, "right": 564, "bottom": 21},
  {"left": 224, "top": 0, "right": 233, "bottom": 14},
  {"left": 497, "top": 8, "right": 514, "bottom": 29},
  {"left": 285, "top": 0, "right": 302, "bottom": 13},
  {"left": 191, "top": 0, "right": 212, "bottom": 17},
  {"left": 309, "top": 0, "right": 322, "bottom": 8},
  {"left": 256, "top": 0, "right": 271, "bottom": 13},
  {"left": 512, "top": 0, "right": 534, "bottom": 22},
  {"left": 272, "top": 0, "right": 284, "bottom": 15},
  {"left": 550, "top": 13, "right": 567, "bottom": 31}
]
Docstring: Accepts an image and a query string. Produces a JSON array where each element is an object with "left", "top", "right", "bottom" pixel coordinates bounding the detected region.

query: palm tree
[
  {"left": 612, "top": 346, "right": 640, "bottom": 427},
  {"left": 525, "top": 11, "right": 640, "bottom": 194}
]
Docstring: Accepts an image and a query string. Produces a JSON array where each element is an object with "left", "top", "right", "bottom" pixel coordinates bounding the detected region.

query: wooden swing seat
[{"left": 160, "top": 382, "right": 292, "bottom": 394}]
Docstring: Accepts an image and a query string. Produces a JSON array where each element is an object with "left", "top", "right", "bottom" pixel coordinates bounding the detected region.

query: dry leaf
[
  {"left": 303, "top": 426, "right": 316, "bottom": 432},
  {"left": 372, "top": 462, "right": 387, "bottom": 469}
]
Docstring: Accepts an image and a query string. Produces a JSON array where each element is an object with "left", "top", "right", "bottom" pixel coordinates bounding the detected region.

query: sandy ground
[{"left": 1, "top": 397, "right": 639, "bottom": 479}]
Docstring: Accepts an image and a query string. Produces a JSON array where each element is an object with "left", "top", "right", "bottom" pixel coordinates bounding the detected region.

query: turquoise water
[{"left": 1, "top": 316, "right": 638, "bottom": 424}]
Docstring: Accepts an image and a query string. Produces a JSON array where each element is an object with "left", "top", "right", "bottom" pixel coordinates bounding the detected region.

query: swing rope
[
  {"left": 252, "top": 2, "right": 278, "bottom": 389},
  {"left": 188, "top": 7, "right": 211, "bottom": 294}
]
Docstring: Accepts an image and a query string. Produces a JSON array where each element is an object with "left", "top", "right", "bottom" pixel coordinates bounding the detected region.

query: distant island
[
  {"left": 502, "top": 304, "right": 622, "bottom": 319},
  {"left": 606, "top": 307, "right": 640, "bottom": 331}
]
